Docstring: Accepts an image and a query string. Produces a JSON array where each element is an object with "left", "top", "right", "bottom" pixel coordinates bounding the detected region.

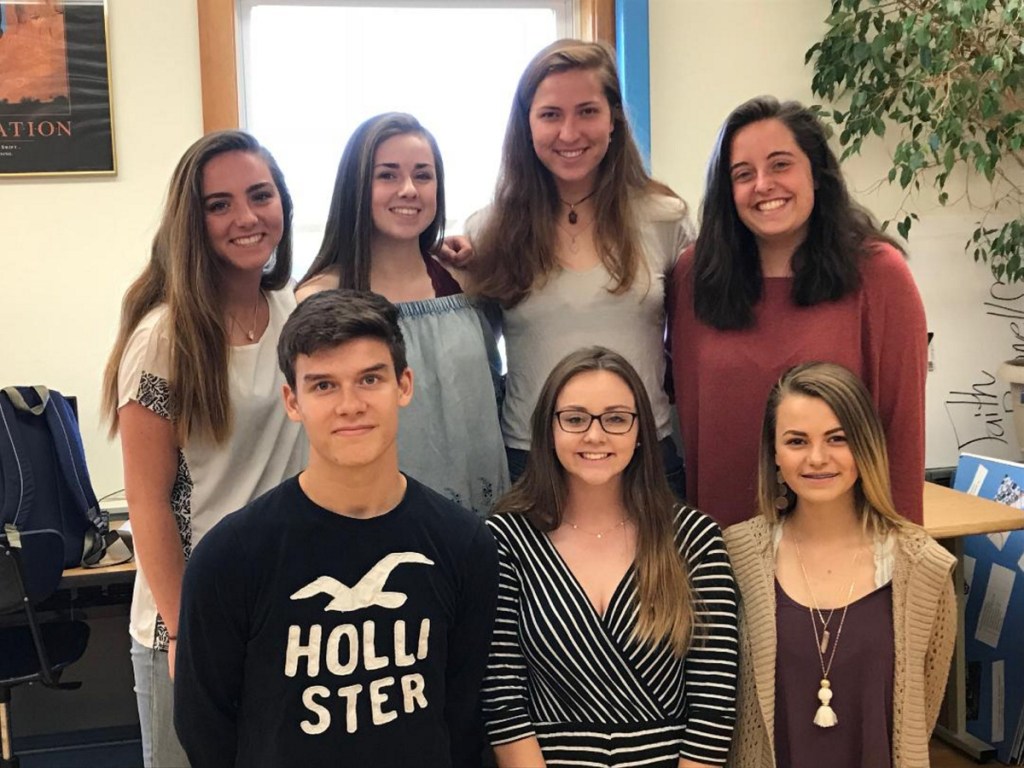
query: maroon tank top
[
  {"left": 422, "top": 252, "right": 461, "bottom": 298},
  {"left": 774, "top": 579, "right": 895, "bottom": 768}
]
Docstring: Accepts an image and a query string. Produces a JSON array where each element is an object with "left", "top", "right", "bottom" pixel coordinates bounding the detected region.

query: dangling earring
[{"left": 774, "top": 469, "right": 792, "bottom": 511}]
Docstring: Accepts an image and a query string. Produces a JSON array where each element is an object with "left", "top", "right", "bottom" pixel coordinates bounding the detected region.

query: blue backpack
[{"left": 0, "top": 386, "right": 110, "bottom": 568}]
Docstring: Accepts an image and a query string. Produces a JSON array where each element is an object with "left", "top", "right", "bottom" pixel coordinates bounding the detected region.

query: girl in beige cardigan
[{"left": 724, "top": 362, "right": 955, "bottom": 767}]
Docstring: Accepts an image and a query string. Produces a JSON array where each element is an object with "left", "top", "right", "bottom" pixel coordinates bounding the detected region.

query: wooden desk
[
  {"left": 58, "top": 521, "right": 135, "bottom": 590},
  {"left": 59, "top": 558, "right": 135, "bottom": 589},
  {"left": 924, "top": 481, "right": 1024, "bottom": 538},
  {"left": 924, "top": 482, "right": 1024, "bottom": 761}
]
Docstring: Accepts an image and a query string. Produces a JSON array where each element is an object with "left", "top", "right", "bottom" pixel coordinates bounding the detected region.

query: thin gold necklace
[
  {"left": 557, "top": 217, "right": 594, "bottom": 255},
  {"left": 228, "top": 290, "right": 263, "bottom": 342},
  {"left": 791, "top": 532, "right": 862, "bottom": 729},
  {"left": 566, "top": 517, "right": 627, "bottom": 539}
]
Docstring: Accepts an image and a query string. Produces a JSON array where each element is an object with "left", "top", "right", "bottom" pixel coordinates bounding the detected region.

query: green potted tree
[{"left": 806, "top": 0, "right": 1024, "bottom": 281}]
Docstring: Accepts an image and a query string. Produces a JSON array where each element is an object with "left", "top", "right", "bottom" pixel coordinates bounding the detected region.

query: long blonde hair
[
  {"left": 471, "top": 39, "right": 681, "bottom": 307},
  {"left": 101, "top": 131, "right": 293, "bottom": 444},
  {"left": 757, "top": 362, "right": 911, "bottom": 535},
  {"left": 493, "top": 347, "right": 696, "bottom": 656}
]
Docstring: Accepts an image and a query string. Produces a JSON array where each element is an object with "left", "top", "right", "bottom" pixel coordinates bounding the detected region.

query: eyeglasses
[{"left": 554, "top": 410, "right": 638, "bottom": 435}]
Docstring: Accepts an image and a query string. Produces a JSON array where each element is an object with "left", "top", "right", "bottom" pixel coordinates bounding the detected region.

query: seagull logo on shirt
[{"left": 289, "top": 552, "right": 435, "bottom": 612}]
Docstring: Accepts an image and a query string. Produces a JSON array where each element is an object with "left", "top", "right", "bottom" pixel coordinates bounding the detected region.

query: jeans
[
  {"left": 506, "top": 435, "right": 687, "bottom": 500},
  {"left": 131, "top": 637, "right": 190, "bottom": 767}
]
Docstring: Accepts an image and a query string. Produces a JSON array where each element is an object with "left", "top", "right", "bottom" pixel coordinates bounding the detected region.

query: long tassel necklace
[
  {"left": 559, "top": 190, "right": 596, "bottom": 224},
  {"left": 792, "top": 534, "right": 862, "bottom": 729}
]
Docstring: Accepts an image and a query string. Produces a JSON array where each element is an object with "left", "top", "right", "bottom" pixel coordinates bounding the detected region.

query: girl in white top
[
  {"left": 101, "top": 131, "right": 306, "bottom": 767},
  {"left": 448, "top": 39, "right": 694, "bottom": 493}
]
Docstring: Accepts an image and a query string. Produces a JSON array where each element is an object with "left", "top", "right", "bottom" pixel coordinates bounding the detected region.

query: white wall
[
  {"left": 649, "top": 0, "right": 1024, "bottom": 469},
  {"left": 0, "top": 0, "right": 204, "bottom": 499},
  {"left": 4, "top": 0, "right": 1021, "bottom": 499}
]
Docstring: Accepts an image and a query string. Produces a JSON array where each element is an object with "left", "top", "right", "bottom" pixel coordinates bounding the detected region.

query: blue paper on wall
[{"left": 954, "top": 452, "right": 1024, "bottom": 763}]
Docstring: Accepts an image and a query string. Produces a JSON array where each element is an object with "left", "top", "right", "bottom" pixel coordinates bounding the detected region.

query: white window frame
[{"left": 233, "top": 0, "right": 577, "bottom": 275}]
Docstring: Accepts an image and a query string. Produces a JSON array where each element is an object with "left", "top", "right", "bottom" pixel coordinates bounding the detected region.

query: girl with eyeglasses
[{"left": 481, "top": 346, "right": 738, "bottom": 768}]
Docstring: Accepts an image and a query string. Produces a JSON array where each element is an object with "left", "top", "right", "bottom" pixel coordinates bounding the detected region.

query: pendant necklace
[
  {"left": 228, "top": 290, "right": 263, "bottom": 342},
  {"left": 567, "top": 517, "right": 627, "bottom": 539},
  {"left": 560, "top": 190, "right": 596, "bottom": 224},
  {"left": 557, "top": 217, "right": 594, "bottom": 255},
  {"left": 792, "top": 533, "right": 863, "bottom": 729}
]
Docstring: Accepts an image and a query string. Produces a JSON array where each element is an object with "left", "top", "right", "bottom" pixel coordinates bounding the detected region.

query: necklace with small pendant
[
  {"left": 558, "top": 217, "right": 594, "bottom": 255},
  {"left": 567, "top": 518, "right": 627, "bottom": 539},
  {"left": 228, "top": 290, "right": 263, "bottom": 342},
  {"left": 560, "top": 190, "right": 596, "bottom": 224}
]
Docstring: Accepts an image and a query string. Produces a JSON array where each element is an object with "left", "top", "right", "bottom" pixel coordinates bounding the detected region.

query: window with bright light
[{"left": 239, "top": 0, "right": 574, "bottom": 278}]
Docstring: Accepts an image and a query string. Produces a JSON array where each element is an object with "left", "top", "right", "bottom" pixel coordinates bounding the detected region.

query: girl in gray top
[{"left": 445, "top": 40, "right": 694, "bottom": 494}]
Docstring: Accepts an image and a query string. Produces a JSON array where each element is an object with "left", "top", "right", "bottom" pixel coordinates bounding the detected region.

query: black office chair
[{"left": 0, "top": 528, "right": 90, "bottom": 768}]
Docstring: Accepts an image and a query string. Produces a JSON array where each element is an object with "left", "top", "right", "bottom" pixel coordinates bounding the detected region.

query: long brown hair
[
  {"left": 471, "top": 39, "right": 681, "bottom": 307},
  {"left": 757, "top": 361, "right": 912, "bottom": 535},
  {"left": 102, "top": 130, "right": 294, "bottom": 444},
  {"left": 301, "top": 112, "right": 446, "bottom": 290},
  {"left": 494, "top": 346, "right": 695, "bottom": 655},
  {"left": 694, "top": 96, "right": 902, "bottom": 330}
]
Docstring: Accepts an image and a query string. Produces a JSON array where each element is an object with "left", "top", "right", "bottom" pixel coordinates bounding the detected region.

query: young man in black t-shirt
[{"left": 174, "top": 290, "right": 498, "bottom": 768}]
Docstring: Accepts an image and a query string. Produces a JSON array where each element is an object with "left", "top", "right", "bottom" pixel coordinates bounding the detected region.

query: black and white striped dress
[{"left": 482, "top": 506, "right": 738, "bottom": 767}]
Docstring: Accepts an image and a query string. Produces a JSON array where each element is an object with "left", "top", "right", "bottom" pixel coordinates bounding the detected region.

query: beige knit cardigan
[{"left": 723, "top": 516, "right": 956, "bottom": 767}]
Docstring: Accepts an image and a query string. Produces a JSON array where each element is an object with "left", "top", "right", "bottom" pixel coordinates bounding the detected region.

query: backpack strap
[
  {"left": 0, "top": 389, "right": 36, "bottom": 530},
  {"left": 2, "top": 386, "right": 49, "bottom": 416},
  {"left": 39, "top": 390, "right": 109, "bottom": 565}
]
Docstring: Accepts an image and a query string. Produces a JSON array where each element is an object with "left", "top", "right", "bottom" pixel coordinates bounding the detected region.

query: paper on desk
[
  {"left": 1019, "top": 550, "right": 1024, "bottom": 575},
  {"left": 994, "top": 659, "right": 1006, "bottom": 743},
  {"left": 976, "top": 563, "right": 1016, "bottom": 649},
  {"left": 965, "top": 555, "right": 976, "bottom": 592}
]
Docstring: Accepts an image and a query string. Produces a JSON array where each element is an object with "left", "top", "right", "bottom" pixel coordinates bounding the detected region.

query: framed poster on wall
[{"left": 0, "top": 0, "right": 115, "bottom": 176}]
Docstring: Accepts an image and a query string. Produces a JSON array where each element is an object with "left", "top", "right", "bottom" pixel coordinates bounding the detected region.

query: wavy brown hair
[
  {"left": 301, "top": 112, "right": 446, "bottom": 291},
  {"left": 493, "top": 346, "right": 695, "bottom": 656},
  {"left": 102, "top": 130, "right": 294, "bottom": 444},
  {"left": 757, "top": 361, "right": 912, "bottom": 535},
  {"left": 471, "top": 39, "right": 680, "bottom": 307}
]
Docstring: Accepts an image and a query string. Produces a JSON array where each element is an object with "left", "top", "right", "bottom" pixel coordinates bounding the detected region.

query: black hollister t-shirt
[{"left": 174, "top": 475, "right": 498, "bottom": 768}]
